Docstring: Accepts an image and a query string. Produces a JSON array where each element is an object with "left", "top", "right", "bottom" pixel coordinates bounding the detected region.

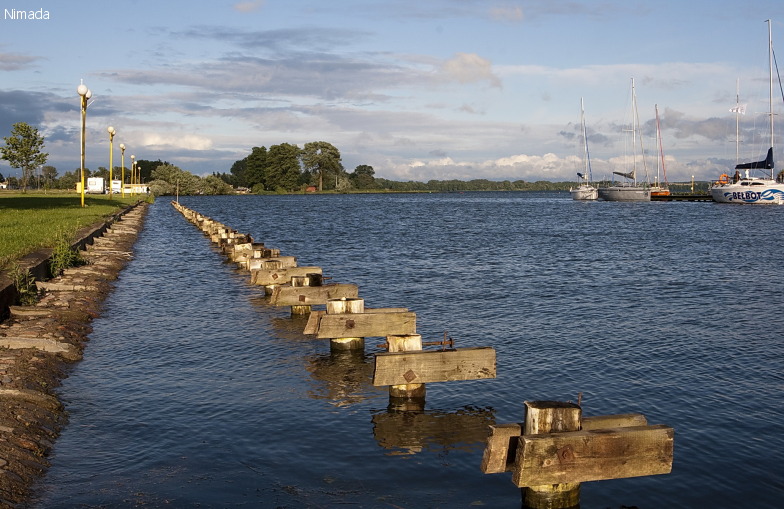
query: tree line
[
  {"left": 215, "top": 141, "right": 377, "bottom": 193},
  {"left": 0, "top": 121, "right": 720, "bottom": 196}
]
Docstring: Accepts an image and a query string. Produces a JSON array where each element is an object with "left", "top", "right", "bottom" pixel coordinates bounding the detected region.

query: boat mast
[
  {"left": 767, "top": 19, "right": 774, "bottom": 179},
  {"left": 631, "top": 78, "right": 638, "bottom": 185},
  {"left": 735, "top": 78, "right": 740, "bottom": 165},
  {"left": 581, "top": 97, "right": 591, "bottom": 181},
  {"left": 655, "top": 104, "right": 668, "bottom": 188},
  {"left": 631, "top": 77, "right": 649, "bottom": 186}
]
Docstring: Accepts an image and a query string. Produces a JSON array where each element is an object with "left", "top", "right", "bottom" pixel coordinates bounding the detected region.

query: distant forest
[{"left": 214, "top": 140, "right": 701, "bottom": 194}]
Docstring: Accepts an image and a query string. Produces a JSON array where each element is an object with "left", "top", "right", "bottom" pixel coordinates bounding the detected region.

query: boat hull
[
  {"left": 570, "top": 185, "right": 598, "bottom": 201},
  {"left": 711, "top": 181, "right": 784, "bottom": 204},
  {"left": 597, "top": 186, "right": 651, "bottom": 202}
]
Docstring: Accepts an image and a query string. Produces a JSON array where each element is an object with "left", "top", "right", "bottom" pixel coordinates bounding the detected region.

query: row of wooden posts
[{"left": 171, "top": 201, "right": 674, "bottom": 509}]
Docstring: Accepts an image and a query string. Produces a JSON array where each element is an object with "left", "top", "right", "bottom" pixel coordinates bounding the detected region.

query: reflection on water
[
  {"left": 372, "top": 406, "right": 495, "bottom": 456},
  {"left": 305, "top": 350, "right": 379, "bottom": 407},
  {"left": 31, "top": 193, "right": 784, "bottom": 508}
]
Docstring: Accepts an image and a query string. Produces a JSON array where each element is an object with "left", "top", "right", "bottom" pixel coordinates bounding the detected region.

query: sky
[{"left": 1, "top": 0, "right": 783, "bottom": 184}]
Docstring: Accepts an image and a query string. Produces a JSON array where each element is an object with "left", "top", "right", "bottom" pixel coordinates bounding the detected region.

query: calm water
[{"left": 29, "top": 192, "right": 784, "bottom": 508}]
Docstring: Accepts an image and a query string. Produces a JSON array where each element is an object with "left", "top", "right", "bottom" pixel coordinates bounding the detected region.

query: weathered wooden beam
[
  {"left": 268, "top": 283, "right": 359, "bottom": 306},
  {"left": 247, "top": 256, "right": 298, "bottom": 276},
  {"left": 250, "top": 266, "right": 323, "bottom": 286},
  {"left": 315, "top": 311, "right": 416, "bottom": 339},
  {"left": 303, "top": 308, "right": 408, "bottom": 335},
  {"left": 512, "top": 424, "right": 674, "bottom": 487},
  {"left": 480, "top": 413, "right": 649, "bottom": 474},
  {"left": 373, "top": 347, "right": 496, "bottom": 386}
]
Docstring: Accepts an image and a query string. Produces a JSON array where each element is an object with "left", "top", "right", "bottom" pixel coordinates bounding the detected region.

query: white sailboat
[
  {"left": 711, "top": 19, "right": 784, "bottom": 204},
  {"left": 570, "top": 98, "right": 598, "bottom": 200},
  {"left": 598, "top": 78, "right": 651, "bottom": 202}
]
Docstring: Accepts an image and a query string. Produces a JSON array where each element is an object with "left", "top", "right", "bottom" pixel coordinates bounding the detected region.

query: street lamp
[
  {"left": 130, "top": 154, "right": 135, "bottom": 195},
  {"left": 107, "top": 126, "right": 116, "bottom": 198},
  {"left": 77, "top": 80, "right": 92, "bottom": 207},
  {"left": 120, "top": 143, "right": 126, "bottom": 197}
]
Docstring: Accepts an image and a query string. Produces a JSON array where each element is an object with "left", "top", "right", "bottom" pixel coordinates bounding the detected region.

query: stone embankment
[{"left": 0, "top": 202, "right": 149, "bottom": 508}]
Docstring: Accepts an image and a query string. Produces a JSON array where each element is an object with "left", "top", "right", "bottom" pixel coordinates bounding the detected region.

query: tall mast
[
  {"left": 655, "top": 104, "right": 668, "bottom": 187},
  {"left": 736, "top": 78, "right": 740, "bottom": 165},
  {"left": 767, "top": 19, "right": 774, "bottom": 179},
  {"left": 631, "top": 78, "right": 638, "bottom": 184},
  {"left": 580, "top": 97, "right": 590, "bottom": 180}
]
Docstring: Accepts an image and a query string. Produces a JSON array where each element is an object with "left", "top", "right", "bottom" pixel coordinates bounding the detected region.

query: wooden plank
[
  {"left": 512, "top": 425, "right": 674, "bottom": 487},
  {"left": 583, "top": 413, "right": 647, "bottom": 430},
  {"left": 268, "top": 283, "right": 359, "bottom": 306},
  {"left": 250, "top": 266, "right": 322, "bottom": 286},
  {"left": 247, "top": 256, "right": 297, "bottom": 273},
  {"left": 315, "top": 312, "right": 416, "bottom": 339},
  {"left": 480, "top": 414, "right": 649, "bottom": 474},
  {"left": 373, "top": 347, "right": 496, "bottom": 386},
  {"left": 303, "top": 308, "right": 409, "bottom": 335},
  {"left": 481, "top": 423, "right": 522, "bottom": 473}
]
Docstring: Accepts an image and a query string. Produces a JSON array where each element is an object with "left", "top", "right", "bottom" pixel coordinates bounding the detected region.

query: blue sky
[{"left": 1, "top": 0, "right": 783, "bottom": 183}]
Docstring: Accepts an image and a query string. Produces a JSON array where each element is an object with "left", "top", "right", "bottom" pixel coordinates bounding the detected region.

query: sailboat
[
  {"left": 570, "top": 98, "right": 598, "bottom": 200},
  {"left": 711, "top": 19, "right": 784, "bottom": 204},
  {"left": 650, "top": 104, "right": 670, "bottom": 197},
  {"left": 598, "top": 78, "right": 651, "bottom": 201}
]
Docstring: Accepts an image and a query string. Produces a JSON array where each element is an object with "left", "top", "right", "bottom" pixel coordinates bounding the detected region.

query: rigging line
[{"left": 774, "top": 47, "right": 784, "bottom": 106}]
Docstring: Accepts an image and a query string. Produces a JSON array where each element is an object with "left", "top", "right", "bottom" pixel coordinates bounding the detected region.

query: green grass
[{"left": 0, "top": 191, "right": 141, "bottom": 269}]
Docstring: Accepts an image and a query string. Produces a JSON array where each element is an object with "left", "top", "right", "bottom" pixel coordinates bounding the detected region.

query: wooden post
[
  {"left": 261, "top": 259, "right": 285, "bottom": 295},
  {"left": 386, "top": 334, "right": 425, "bottom": 411},
  {"left": 520, "top": 401, "right": 581, "bottom": 509},
  {"left": 326, "top": 297, "right": 365, "bottom": 351},
  {"left": 290, "top": 275, "right": 311, "bottom": 315}
]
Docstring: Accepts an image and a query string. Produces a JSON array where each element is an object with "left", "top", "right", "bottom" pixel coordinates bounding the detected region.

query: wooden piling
[
  {"left": 326, "top": 297, "right": 365, "bottom": 352},
  {"left": 290, "top": 273, "right": 312, "bottom": 315},
  {"left": 386, "top": 334, "right": 425, "bottom": 410},
  {"left": 519, "top": 401, "right": 581, "bottom": 509}
]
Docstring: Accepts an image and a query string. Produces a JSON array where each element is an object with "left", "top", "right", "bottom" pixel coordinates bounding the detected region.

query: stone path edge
[{"left": 0, "top": 200, "right": 149, "bottom": 508}]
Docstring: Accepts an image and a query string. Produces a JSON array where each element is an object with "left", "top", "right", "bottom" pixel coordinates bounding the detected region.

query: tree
[
  {"left": 58, "top": 170, "right": 79, "bottom": 190},
  {"left": 0, "top": 122, "right": 48, "bottom": 191},
  {"left": 199, "top": 174, "right": 235, "bottom": 195},
  {"left": 350, "top": 164, "right": 376, "bottom": 189},
  {"left": 301, "top": 141, "right": 342, "bottom": 191},
  {"left": 266, "top": 143, "right": 302, "bottom": 192},
  {"left": 229, "top": 157, "right": 248, "bottom": 187},
  {"left": 245, "top": 146, "right": 268, "bottom": 189},
  {"left": 136, "top": 159, "right": 167, "bottom": 184},
  {"left": 41, "top": 165, "right": 58, "bottom": 190}
]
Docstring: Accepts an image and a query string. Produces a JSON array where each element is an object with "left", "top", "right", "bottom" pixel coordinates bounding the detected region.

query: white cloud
[
  {"left": 233, "top": 1, "right": 264, "bottom": 13},
  {"left": 489, "top": 5, "right": 524, "bottom": 22},
  {"left": 440, "top": 53, "right": 501, "bottom": 88},
  {"left": 141, "top": 133, "right": 214, "bottom": 151}
]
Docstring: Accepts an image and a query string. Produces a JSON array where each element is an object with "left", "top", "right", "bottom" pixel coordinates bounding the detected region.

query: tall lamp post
[
  {"left": 107, "top": 126, "right": 116, "bottom": 198},
  {"left": 77, "top": 80, "right": 92, "bottom": 207},
  {"left": 130, "top": 155, "right": 136, "bottom": 195},
  {"left": 120, "top": 143, "right": 126, "bottom": 197}
]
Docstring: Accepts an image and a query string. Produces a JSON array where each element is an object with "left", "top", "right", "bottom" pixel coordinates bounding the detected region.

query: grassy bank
[{"left": 0, "top": 191, "right": 143, "bottom": 269}]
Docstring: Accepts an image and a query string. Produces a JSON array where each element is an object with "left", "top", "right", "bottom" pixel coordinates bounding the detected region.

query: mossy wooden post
[
  {"left": 290, "top": 275, "right": 311, "bottom": 315},
  {"left": 386, "top": 334, "right": 425, "bottom": 411},
  {"left": 520, "top": 401, "right": 582, "bottom": 509},
  {"left": 326, "top": 297, "right": 365, "bottom": 351}
]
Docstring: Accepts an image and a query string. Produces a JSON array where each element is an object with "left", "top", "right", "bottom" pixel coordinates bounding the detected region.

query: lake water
[{"left": 29, "top": 192, "right": 784, "bottom": 508}]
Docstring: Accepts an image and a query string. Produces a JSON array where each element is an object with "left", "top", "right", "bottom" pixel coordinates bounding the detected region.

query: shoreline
[{"left": 0, "top": 202, "right": 149, "bottom": 508}]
